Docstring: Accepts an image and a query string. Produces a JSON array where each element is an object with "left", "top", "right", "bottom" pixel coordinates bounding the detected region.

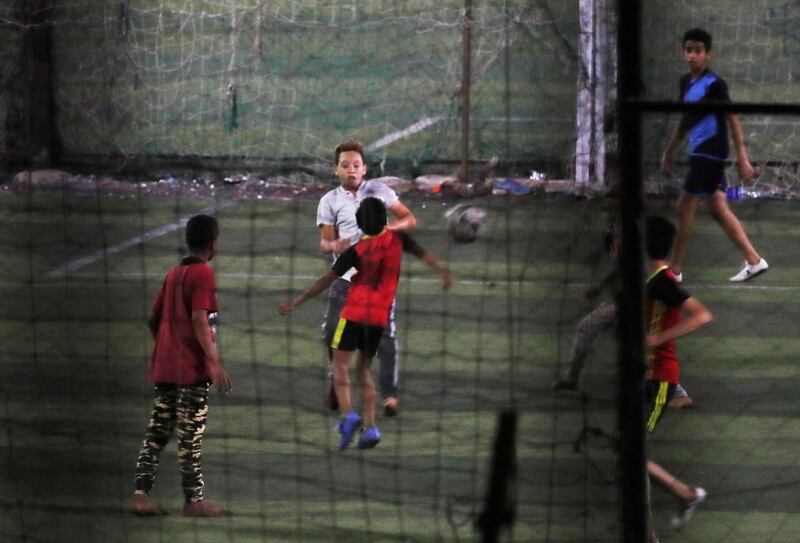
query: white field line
[
  {"left": 365, "top": 116, "right": 445, "bottom": 152},
  {"left": 55, "top": 271, "right": 499, "bottom": 287},
  {"left": 44, "top": 270, "right": 800, "bottom": 291},
  {"left": 364, "top": 114, "right": 552, "bottom": 153},
  {"left": 47, "top": 117, "right": 443, "bottom": 278},
  {"left": 46, "top": 200, "right": 238, "bottom": 278},
  {"left": 45, "top": 114, "right": 514, "bottom": 279}
]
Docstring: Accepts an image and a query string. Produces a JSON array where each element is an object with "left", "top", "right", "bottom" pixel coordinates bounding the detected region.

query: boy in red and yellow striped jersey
[{"left": 644, "top": 215, "right": 713, "bottom": 542}]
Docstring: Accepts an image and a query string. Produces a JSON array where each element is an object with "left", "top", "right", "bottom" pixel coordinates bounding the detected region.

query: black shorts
[
  {"left": 684, "top": 155, "right": 727, "bottom": 195},
  {"left": 645, "top": 380, "right": 676, "bottom": 433},
  {"left": 331, "top": 318, "right": 384, "bottom": 358}
]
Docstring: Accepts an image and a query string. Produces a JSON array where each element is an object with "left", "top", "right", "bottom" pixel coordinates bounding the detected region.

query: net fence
[
  {"left": 3, "top": 1, "right": 800, "bottom": 543},
  {"left": 1, "top": 179, "right": 626, "bottom": 542},
  {"left": 1, "top": 0, "right": 582, "bottom": 177},
  {"left": 641, "top": 0, "right": 800, "bottom": 197}
]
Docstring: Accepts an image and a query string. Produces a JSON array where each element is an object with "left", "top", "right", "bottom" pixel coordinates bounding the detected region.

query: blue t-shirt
[{"left": 678, "top": 69, "right": 730, "bottom": 161}]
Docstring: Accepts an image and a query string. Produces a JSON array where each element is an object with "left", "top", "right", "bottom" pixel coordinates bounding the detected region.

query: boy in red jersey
[
  {"left": 130, "top": 214, "right": 232, "bottom": 517},
  {"left": 318, "top": 139, "right": 417, "bottom": 417},
  {"left": 280, "top": 197, "right": 451, "bottom": 450},
  {"left": 644, "top": 215, "right": 713, "bottom": 542}
]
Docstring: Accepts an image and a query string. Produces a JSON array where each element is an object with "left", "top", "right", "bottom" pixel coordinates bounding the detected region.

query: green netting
[
  {"left": 641, "top": 0, "right": 800, "bottom": 196},
  {"left": 4, "top": 1, "right": 579, "bottom": 168}
]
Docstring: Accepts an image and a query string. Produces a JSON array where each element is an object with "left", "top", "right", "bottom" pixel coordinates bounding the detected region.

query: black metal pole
[
  {"left": 28, "top": 0, "right": 60, "bottom": 165},
  {"left": 459, "top": 0, "right": 473, "bottom": 182},
  {"left": 616, "top": 1, "right": 647, "bottom": 542},
  {"left": 476, "top": 410, "right": 517, "bottom": 543},
  {"left": 503, "top": 0, "right": 511, "bottom": 158}
]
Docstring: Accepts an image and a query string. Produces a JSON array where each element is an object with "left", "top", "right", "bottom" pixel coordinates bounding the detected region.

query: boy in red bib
[{"left": 280, "top": 198, "right": 451, "bottom": 449}]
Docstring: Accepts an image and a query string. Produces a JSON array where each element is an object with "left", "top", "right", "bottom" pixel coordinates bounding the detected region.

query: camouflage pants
[{"left": 134, "top": 383, "right": 209, "bottom": 503}]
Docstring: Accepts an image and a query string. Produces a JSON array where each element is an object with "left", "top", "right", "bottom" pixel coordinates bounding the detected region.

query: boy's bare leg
[
  {"left": 671, "top": 193, "right": 700, "bottom": 275},
  {"left": 647, "top": 460, "right": 696, "bottom": 502},
  {"left": 332, "top": 349, "right": 353, "bottom": 417},
  {"left": 356, "top": 352, "right": 377, "bottom": 427},
  {"left": 708, "top": 190, "right": 761, "bottom": 265}
]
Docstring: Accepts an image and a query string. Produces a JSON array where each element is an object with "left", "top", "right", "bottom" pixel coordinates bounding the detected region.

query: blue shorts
[{"left": 684, "top": 155, "right": 727, "bottom": 195}]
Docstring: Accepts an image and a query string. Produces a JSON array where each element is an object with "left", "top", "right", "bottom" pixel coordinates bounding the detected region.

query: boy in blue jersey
[{"left": 660, "top": 28, "right": 768, "bottom": 283}]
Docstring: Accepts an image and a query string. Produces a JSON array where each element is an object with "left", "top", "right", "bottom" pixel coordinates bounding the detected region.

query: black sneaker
[{"left": 383, "top": 397, "right": 399, "bottom": 417}]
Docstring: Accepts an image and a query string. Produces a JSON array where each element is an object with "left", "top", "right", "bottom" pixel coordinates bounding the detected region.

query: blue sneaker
[
  {"left": 337, "top": 412, "right": 362, "bottom": 450},
  {"left": 357, "top": 425, "right": 381, "bottom": 449}
]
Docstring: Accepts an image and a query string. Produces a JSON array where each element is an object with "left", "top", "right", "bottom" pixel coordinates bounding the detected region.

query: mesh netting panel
[{"left": 641, "top": 0, "right": 800, "bottom": 197}]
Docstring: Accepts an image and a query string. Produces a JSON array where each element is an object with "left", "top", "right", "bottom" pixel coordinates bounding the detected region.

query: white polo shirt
[{"left": 316, "top": 179, "right": 399, "bottom": 280}]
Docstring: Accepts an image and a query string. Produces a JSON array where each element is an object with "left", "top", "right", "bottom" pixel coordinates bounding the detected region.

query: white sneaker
[
  {"left": 671, "top": 487, "right": 706, "bottom": 530},
  {"left": 728, "top": 258, "right": 769, "bottom": 282}
]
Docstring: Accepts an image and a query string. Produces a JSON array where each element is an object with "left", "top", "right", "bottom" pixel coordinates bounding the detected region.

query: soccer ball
[{"left": 444, "top": 204, "right": 487, "bottom": 243}]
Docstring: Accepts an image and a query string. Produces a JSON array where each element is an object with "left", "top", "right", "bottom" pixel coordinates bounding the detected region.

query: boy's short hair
[
  {"left": 645, "top": 215, "right": 676, "bottom": 260},
  {"left": 186, "top": 214, "right": 219, "bottom": 252},
  {"left": 683, "top": 28, "right": 712, "bottom": 51},
  {"left": 356, "top": 197, "right": 387, "bottom": 236},
  {"left": 335, "top": 140, "right": 365, "bottom": 165}
]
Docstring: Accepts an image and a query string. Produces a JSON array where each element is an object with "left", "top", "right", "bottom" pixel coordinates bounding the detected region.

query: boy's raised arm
[
  {"left": 417, "top": 252, "right": 453, "bottom": 289},
  {"left": 385, "top": 200, "right": 417, "bottom": 232},
  {"left": 400, "top": 233, "right": 453, "bottom": 289},
  {"left": 279, "top": 270, "right": 339, "bottom": 315},
  {"left": 319, "top": 224, "right": 351, "bottom": 254}
]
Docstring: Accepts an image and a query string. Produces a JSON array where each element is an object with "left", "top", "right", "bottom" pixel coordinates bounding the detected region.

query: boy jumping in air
[
  {"left": 281, "top": 198, "right": 451, "bottom": 450},
  {"left": 317, "top": 140, "right": 417, "bottom": 416}
]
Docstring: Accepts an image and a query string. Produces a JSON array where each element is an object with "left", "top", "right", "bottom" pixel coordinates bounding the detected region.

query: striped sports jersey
[{"left": 646, "top": 265, "right": 689, "bottom": 383}]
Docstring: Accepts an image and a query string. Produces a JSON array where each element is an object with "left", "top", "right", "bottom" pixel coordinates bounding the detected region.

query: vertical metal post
[
  {"left": 503, "top": 0, "right": 511, "bottom": 158},
  {"left": 476, "top": 411, "right": 517, "bottom": 543},
  {"left": 616, "top": 1, "right": 647, "bottom": 542},
  {"left": 594, "top": 0, "right": 607, "bottom": 186},
  {"left": 459, "top": 0, "right": 473, "bottom": 182},
  {"left": 29, "top": 0, "right": 59, "bottom": 164},
  {"left": 576, "top": 0, "right": 595, "bottom": 187}
]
